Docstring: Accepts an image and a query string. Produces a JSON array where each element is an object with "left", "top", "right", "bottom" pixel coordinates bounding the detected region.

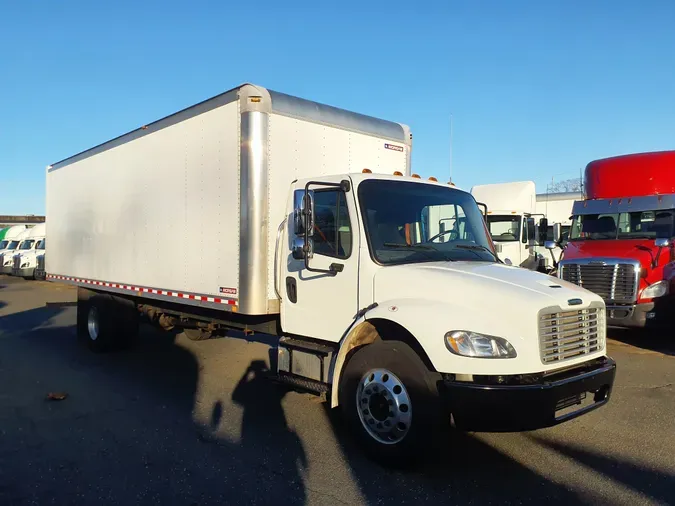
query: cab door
[{"left": 280, "top": 177, "right": 360, "bottom": 343}]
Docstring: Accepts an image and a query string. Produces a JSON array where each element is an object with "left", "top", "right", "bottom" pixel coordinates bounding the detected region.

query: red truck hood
[{"left": 563, "top": 239, "right": 656, "bottom": 268}]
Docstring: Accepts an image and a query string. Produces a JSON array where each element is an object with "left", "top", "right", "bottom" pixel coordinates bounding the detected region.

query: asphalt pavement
[{"left": 0, "top": 275, "right": 673, "bottom": 505}]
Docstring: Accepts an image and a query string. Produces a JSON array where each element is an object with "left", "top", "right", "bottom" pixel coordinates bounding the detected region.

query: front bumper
[
  {"left": 12, "top": 267, "right": 35, "bottom": 278},
  {"left": 2, "top": 265, "right": 13, "bottom": 274},
  {"left": 607, "top": 299, "right": 675, "bottom": 328},
  {"left": 440, "top": 357, "right": 616, "bottom": 432}
]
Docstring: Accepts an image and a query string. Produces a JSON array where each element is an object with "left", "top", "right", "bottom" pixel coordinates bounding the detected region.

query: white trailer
[
  {"left": 47, "top": 84, "right": 615, "bottom": 464},
  {"left": 12, "top": 222, "right": 46, "bottom": 279}
]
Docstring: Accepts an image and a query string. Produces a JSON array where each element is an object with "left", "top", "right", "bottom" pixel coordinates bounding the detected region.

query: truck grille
[
  {"left": 539, "top": 307, "right": 603, "bottom": 364},
  {"left": 13, "top": 256, "right": 20, "bottom": 269},
  {"left": 0, "top": 253, "right": 4, "bottom": 266},
  {"left": 37, "top": 255, "right": 45, "bottom": 270},
  {"left": 560, "top": 263, "right": 638, "bottom": 303}
]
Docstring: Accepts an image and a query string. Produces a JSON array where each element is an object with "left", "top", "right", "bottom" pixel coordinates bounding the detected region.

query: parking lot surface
[{"left": 1, "top": 275, "right": 674, "bottom": 505}]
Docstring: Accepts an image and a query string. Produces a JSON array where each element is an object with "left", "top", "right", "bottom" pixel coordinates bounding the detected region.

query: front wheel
[{"left": 338, "top": 340, "right": 443, "bottom": 466}]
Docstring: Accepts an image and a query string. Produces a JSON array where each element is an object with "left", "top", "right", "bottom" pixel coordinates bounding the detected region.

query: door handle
[{"left": 329, "top": 263, "right": 344, "bottom": 274}]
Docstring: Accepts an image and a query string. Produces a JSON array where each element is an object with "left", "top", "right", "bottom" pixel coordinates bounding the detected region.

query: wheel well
[
  {"left": 368, "top": 318, "right": 437, "bottom": 373},
  {"left": 330, "top": 318, "right": 438, "bottom": 408}
]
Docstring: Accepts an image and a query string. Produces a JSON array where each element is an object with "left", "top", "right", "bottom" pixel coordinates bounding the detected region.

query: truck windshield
[
  {"left": 7, "top": 240, "right": 19, "bottom": 250},
  {"left": 570, "top": 210, "right": 675, "bottom": 240},
  {"left": 37, "top": 239, "right": 45, "bottom": 250},
  {"left": 19, "top": 240, "right": 35, "bottom": 250},
  {"left": 485, "top": 215, "right": 521, "bottom": 242},
  {"left": 358, "top": 180, "right": 497, "bottom": 265},
  {"left": 0, "top": 240, "right": 8, "bottom": 249}
]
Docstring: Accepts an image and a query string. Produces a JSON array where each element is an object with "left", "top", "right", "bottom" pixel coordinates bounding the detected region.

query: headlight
[
  {"left": 444, "top": 330, "right": 517, "bottom": 358},
  {"left": 641, "top": 280, "right": 669, "bottom": 299}
]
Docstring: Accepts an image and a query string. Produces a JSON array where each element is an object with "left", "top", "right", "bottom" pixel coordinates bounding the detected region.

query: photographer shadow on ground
[{"left": 210, "top": 359, "right": 307, "bottom": 504}]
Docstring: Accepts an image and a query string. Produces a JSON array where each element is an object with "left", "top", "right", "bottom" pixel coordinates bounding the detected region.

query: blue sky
[{"left": 1, "top": 1, "right": 674, "bottom": 215}]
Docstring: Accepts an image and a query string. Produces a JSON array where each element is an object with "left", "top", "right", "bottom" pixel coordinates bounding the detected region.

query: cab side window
[{"left": 312, "top": 190, "right": 352, "bottom": 259}]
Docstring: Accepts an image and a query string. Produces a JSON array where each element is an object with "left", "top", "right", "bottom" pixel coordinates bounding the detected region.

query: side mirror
[
  {"left": 655, "top": 238, "right": 670, "bottom": 248},
  {"left": 552, "top": 223, "right": 562, "bottom": 243},
  {"left": 476, "top": 201, "right": 488, "bottom": 217},
  {"left": 524, "top": 218, "right": 535, "bottom": 244},
  {"left": 292, "top": 236, "right": 314, "bottom": 260},
  {"left": 538, "top": 218, "right": 548, "bottom": 245},
  {"left": 545, "top": 240, "right": 557, "bottom": 250},
  {"left": 293, "top": 189, "right": 315, "bottom": 236}
]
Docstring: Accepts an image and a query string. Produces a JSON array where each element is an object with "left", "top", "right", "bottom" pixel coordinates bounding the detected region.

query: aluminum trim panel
[{"left": 239, "top": 111, "right": 270, "bottom": 315}]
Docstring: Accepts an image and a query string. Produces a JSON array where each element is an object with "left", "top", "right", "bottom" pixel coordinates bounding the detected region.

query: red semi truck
[{"left": 554, "top": 151, "right": 675, "bottom": 328}]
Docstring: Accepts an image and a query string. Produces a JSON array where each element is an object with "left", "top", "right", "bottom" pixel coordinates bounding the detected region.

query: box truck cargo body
[
  {"left": 47, "top": 84, "right": 411, "bottom": 316},
  {"left": 46, "top": 84, "right": 615, "bottom": 463}
]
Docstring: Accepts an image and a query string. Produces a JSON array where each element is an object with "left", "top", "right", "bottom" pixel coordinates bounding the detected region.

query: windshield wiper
[
  {"left": 383, "top": 242, "right": 435, "bottom": 249},
  {"left": 453, "top": 243, "right": 500, "bottom": 262},
  {"left": 382, "top": 242, "right": 455, "bottom": 262}
]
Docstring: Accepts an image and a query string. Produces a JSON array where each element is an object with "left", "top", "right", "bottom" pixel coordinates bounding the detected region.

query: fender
[{"left": 329, "top": 298, "right": 441, "bottom": 408}]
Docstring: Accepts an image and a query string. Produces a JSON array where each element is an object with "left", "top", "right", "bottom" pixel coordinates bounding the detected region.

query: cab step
[{"left": 275, "top": 336, "right": 336, "bottom": 388}]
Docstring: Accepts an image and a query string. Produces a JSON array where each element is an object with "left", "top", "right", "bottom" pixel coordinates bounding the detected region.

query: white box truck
[
  {"left": 470, "top": 181, "right": 547, "bottom": 269},
  {"left": 470, "top": 181, "right": 577, "bottom": 272},
  {"left": 47, "top": 84, "right": 615, "bottom": 463}
]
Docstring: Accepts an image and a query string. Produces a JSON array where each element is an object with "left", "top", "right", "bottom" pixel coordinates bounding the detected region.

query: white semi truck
[
  {"left": 12, "top": 223, "right": 46, "bottom": 279},
  {"left": 47, "top": 84, "right": 615, "bottom": 463},
  {"left": 1, "top": 228, "right": 29, "bottom": 274},
  {"left": 0, "top": 225, "right": 27, "bottom": 258}
]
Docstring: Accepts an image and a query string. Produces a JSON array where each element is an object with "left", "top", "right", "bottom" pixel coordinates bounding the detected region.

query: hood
[
  {"left": 374, "top": 261, "right": 598, "bottom": 307},
  {"left": 371, "top": 261, "right": 605, "bottom": 375},
  {"left": 563, "top": 239, "right": 657, "bottom": 270}
]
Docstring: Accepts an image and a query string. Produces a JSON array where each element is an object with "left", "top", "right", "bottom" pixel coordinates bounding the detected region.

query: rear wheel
[
  {"left": 338, "top": 340, "right": 443, "bottom": 466},
  {"left": 77, "top": 291, "right": 139, "bottom": 352}
]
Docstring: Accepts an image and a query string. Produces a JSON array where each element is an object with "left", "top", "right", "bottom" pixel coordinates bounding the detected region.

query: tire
[
  {"left": 182, "top": 328, "right": 212, "bottom": 341},
  {"left": 77, "top": 292, "right": 139, "bottom": 352},
  {"left": 338, "top": 340, "right": 443, "bottom": 467}
]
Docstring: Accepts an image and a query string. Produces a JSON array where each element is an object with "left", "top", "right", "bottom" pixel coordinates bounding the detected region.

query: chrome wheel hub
[
  {"left": 87, "top": 306, "right": 99, "bottom": 341},
  {"left": 356, "top": 369, "right": 412, "bottom": 445}
]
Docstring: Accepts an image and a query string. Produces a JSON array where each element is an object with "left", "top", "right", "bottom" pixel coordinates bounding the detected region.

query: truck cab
[
  {"left": 12, "top": 223, "right": 46, "bottom": 279},
  {"left": 471, "top": 181, "right": 550, "bottom": 270},
  {"left": 278, "top": 172, "right": 614, "bottom": 456},
  {"left": 558, "top": 151, "right": 675, "bottom": 328},
  {"left": 34, "top": 238, "right": 47, "bottom": 280},
  {"left": 535, "top": 191, "right": 582, "bottom": 271}
]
